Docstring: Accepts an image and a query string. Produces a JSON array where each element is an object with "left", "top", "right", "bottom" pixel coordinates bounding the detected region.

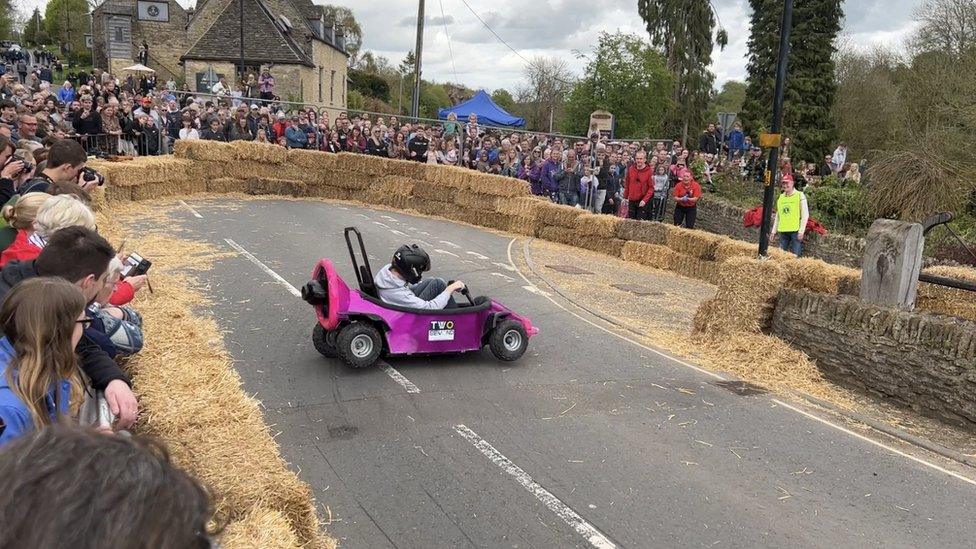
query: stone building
[{"left": 91, "top": 0, "right": 348, "bottom": 109}]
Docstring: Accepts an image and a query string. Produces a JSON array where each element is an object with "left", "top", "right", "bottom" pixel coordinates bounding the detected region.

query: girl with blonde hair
[
  {"left": 0, "top": 192, "right": 50, "bottom": 253},
  {"left": 0, "top": 195, "right": 94, "bottom": 268},
  {"left": 0, "top": 277, "right": 87, "bottom": 444}
]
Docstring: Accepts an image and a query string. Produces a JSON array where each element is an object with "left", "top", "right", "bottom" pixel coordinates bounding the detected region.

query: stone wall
[
  {"left": 184, "top": 60, "right": 236, "bottom": 94},
  {"left": 771, "top": 289, "right": 976, "bottom": 429},
  {"left": 92, "top": 0, "right": 189, "bottom": 82},
  {"left": 665, "top": 195, "right": 866, "bottom": 268},
  {"left": 299, "top": 41, "right": 348, "bottom": 108}
]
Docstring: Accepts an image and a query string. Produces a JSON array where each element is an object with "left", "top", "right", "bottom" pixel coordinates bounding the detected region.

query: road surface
[{"left": 166, "top": 198, "right": 976, "bottom": 549}]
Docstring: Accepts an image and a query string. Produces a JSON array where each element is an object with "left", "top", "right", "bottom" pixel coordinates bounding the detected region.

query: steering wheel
[{"left": 448, "top": 280, "right": 476, "bottom": 306}]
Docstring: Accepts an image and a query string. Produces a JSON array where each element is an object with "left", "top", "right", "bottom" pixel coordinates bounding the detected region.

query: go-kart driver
[{"left": 374, "top": 244, "right": 466, "bottom": 309}]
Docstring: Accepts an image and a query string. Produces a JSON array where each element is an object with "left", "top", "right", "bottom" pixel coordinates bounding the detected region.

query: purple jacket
[{"left": 541, "top": 159, "right": 562, "bottom": 193}]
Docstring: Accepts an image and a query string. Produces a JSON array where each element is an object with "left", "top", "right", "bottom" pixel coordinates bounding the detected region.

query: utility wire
[
  {"left": 438, "top": 0, "right": 459, "bottom": 83},
  {"left": 457, "top": 0, "right": 532, "bottom": 64}
]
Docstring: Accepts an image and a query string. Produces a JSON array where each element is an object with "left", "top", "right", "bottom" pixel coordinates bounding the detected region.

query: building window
[
  {"left": 318, "top": 67, "right": 323, "bottom": 103},
  {"left": 330, "top": 70, "right": 335, "bottom": 104}
]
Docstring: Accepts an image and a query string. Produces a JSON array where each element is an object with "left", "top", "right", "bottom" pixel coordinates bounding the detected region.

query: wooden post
[{"left": 860, "top": 219, "right": 924, "bottom": 310}]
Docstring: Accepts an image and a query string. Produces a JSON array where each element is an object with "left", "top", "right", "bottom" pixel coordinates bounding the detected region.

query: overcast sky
[{"left": 18, "top": 0, "right": 923, "bottom": 91}]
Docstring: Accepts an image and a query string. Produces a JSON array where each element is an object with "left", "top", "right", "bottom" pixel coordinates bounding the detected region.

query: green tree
[
  {"left": 419, "top": 81, "right": 450, "bottom": 119},
  {"left": 560, "top": 32, "right": 673, "bottom": 138},
  {"left": 514, "top": 56, "right": 574, "bottom": 132},
  {"left": 349, "top": 68, "right": 391, "bottom": 102},
  {"left": 44, "top": 0, "right": 90, "bottom": 62},
  {"left": 740, "top": 0, "right": 844, "bottom": 162},
  {"left": 707, "top": 80, "right": 747, "bottom": 120},
  {"left": 22, "top": 8, "right": 50, "bottom": 46},
  {"left": 321, "top": 5, "right": 363, "bottom": 67},
  {"left": 491, "top": 88, "right": 516, "bottom": 112},
  {"left": 0, "top": 0, "right": 16, "bottom": 40},
  {"left": 638, "top": 0, "right": 727, "bottom": 144}
]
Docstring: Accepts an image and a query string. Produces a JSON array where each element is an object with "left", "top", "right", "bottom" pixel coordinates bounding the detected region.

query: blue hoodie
[
  {"left": 541, "top": 159, "right": 562, "bottom": 193},
  {"left": 0, "top": 337, "right": 71, "bottom": 445}
]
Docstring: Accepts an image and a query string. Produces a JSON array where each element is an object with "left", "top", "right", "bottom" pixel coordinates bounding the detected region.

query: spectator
[
  {"left": 365, "top": 126, "right": 386, "bottom": 156},
  {"left": 0, "top": 278, "right": 87, "bottom": 444},
  {"left": 285, "top": 116, "right": 308, "bottom": 149},
  {"left": 178, "top": 116, "right": 199, "bottom": 140},
  {"left": 0, "top": 194, "right": 95, "bottom": 267},
  {"left": 819, "top": 154, "right": 833, "bottom": 177},
  {"left": 346, "top": 126, "right": 366, "bottom": 153},
  {"left": 87, "top": 258, "right": 144, "bottom": 357},
  {"left": 56, "top": 81, "right": 74, "bottom": 104},
  {"left": 17, "top": 114, "right": 39, "bottom": 144},
  {"left": 727, "top": 121, "right": 744, "bottom": 160},
  {"left": 698, "top": 123, "right": 719, "bottom": 155},
  {"left": 541, "top": 148, "right": 562, "bottom": 202},
  {"left": 581, "top": 164, "right": 603, "bottom": 213},
  {"left": 0, "top": 192, "right": 48, "bottom": 252},
  {"left": 18, "top": 139, "right": 97, "bottom": 199},
  {"left": 624, "top": 150, "right": 653, "bottom": 220},
  {"left": 846, "top": 162, "right": 861, "bottom": 184},
  {"left": 650, "top": 163, "right": 670, "bottom": 222},
  {"left": 211, "top": 76, "right": 230, "bottom": 97},
  {"left": 556, "top": 154, "right": 582, "bottom": 206},
  {"left": 135, "top": 114, "right": 160, "bottom": 155},
  {"left": 200, "top": 118, "right": 225, "bottom": 141},
  {"left": 769, "top": 174, "right": 809, "bottom": 256},
  {"left": 325, "top": 129, "right": 343, "bottom": 153},
  {"left": 831, "top": 142, "right": 847, "bottom": 174},
  {"left": 672, "top": 169, "right": 701, "bottom": 229},
  {"left": 227, "top": 116, "right": 253, "bottom": 142},
  {"left": 408, "top": 126, "right": 429, "bottom": 162},
  {"left": 0, "top": 425, "right": 220, "bottom": 546},
  {"left": 259, "top": 69, "right": 275, "bottom": 102}
]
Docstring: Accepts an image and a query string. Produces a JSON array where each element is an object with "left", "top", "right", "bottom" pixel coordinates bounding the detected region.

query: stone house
[{"left": 92, "top": 0, "right": 348, "bottom": 109}]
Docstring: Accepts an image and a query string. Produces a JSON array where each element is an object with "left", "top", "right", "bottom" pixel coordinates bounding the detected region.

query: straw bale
[
  {"left": 535, "top": 202, "right": 585, "bottom": 228},
  {"left": 508, "top": 216, "right": 541, "bottom": 236},
  {"left": 496, "top": 196, "right": 543, "bottom": 218},
  {"left": 103, "top": 185, "right": 132, "bottom": 203},
  {"left": 321, "top": 170, "right": 372, "bottom": 190},
  {"left": 455, "top": 192, "right": 499, "bottom": 211},
  {"left": 917, "top": 266, "right": 976, "bottom": 322},
  {"left": 574, "top": 214, "right": 623, "bottom": 237},
  {"left": 229, "top": 140, "right": 289, "bottom": 164},
  {"left": 537, "top": 225, "right": 579, "bottom": 247},
  {"left": 366, "top": 177, "right": 414, "bottom": 208},
  {"left": 472, "top": 211, "right": 514, "bottom": 232},
  {"left": 413, "top": 198, "right": 456, "bottom": 217},
  {"left": 89, "top": 187, "right": 107, "bottom": 212},
  {"left": 671, "top": 253, "right": 720, "bottom": 284},
  {"left": 413, "top": 182, "right": 457, "bottom": 202},
  {"left": 443, "top": 205, "right": 479, "bottom": 224},
  {"left": 220, "top": 507, "right": 305, "bottom": 549},
  {"left": 173, "top": 139, "right": 237, "bottom": 163},
  {"left": 664, "top": 225, "right": 724, "bottom": 260},
  {"left": 426, "top": 165, "right": 469, "bottom": 188},
  {"left": 616, "top": 219, "right": 667, "bottom": 245},
  {"left": 207, "top": 177, "right": 249, "bottom": 194},
  {"left": 130, "top": 179, "right": 207, "bottom": 201},
  {"left": 95, "top": 157, "right": 193, "bottom": 187},
  {"left": 577, "top": 236, "right": 626, "bottom": 257},
  {"left": 778, "top": 257, "right": 860, "bottom": 295},
  {"left": 463, "top": 171, "right": 530, "bottom": 197},
  {"left": 336, "top": 152, "right": 386, "bottom": 175},
  {"left": 286, "top": 148, "right": 338, "bottom": 171},
  {"left": 224, "top": 160, "right": 294, "bottom": 181},
  {"left": 245, "top": 178, "right": 308, "bottom": 197},
  {"left": 308, "top": 185, "right": 353, "bottom": 201},
  {"left": 386, "top": 158, "right": 427, "bottom": 179},
  {"left": 620, "top": 241, "right": 678, "bottom": 271},
  {"left": 185, "top": 160, "right": 229, "bottom": 182},
  {"left": 713, "top": 238, "right": 757, "bottom": 263},
  {"left": 694, "top": 256, "right": 788, "bottom": 334}
]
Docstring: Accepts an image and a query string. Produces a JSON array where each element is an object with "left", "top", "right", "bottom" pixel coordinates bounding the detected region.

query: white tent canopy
[{"left": 121, "top": 63, "right": 154, "bottom": 73}]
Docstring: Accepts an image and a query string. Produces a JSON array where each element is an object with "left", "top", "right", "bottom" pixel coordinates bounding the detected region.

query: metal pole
[
  {"left": 758, "top": 0, "right": 793, "bottom": 258},
  {"left": 239, "top": 0, "right": 245, "bottom": 83},
  {"left": 411, "top": 0, "right": 425, "bottom": 119}
]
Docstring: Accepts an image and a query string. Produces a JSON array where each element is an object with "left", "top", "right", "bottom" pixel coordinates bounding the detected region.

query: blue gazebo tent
[{"left": 438, "top": 90, "right": 525, "bottom": 127}]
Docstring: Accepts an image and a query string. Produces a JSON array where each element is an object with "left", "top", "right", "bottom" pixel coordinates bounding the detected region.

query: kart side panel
[{"left": 347, "top": 292, "right": 488, "bottom": 354}]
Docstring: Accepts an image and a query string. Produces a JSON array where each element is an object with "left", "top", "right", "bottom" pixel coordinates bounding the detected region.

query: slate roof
[{"left": 182, "top": 0, "right": 313, "bottom": 66}]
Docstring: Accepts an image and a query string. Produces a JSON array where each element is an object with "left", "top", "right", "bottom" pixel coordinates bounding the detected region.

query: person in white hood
[{"left": 373, "top": 244, "right": 466, "bottom": 309}]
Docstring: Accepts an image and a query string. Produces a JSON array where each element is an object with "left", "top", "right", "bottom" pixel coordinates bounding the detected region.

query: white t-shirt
[{"left": 179, "top": 128, "right": 200, "bottom": 140}]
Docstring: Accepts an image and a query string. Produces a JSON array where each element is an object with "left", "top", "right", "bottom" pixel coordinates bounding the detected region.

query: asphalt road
[{"left": 169, "top": 198, "right": 976, "bottom": 549}]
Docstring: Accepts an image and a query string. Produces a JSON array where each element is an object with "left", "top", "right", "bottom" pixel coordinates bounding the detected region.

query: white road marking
[
  {"left": 439, "top": 240, "right": 461, "bottom": 248},
  {"left": 434, "top": 249, "right": 459, "bottom": 257},
  {"left": 357, "top": 213, "right": 370, "bottom": 219},
  {"left": 391, "top": 229, "right": 408, "bottom": 237},
  {"left": 380, "top": 363, "right": 421, "bottom": 394},
  {"left": 179, "top": 200, "right": 203, "bottom": 219},
  {"left": 771, "top": 399, "right": 976, "bottom": 486},
  {"left": 372, "top": 221, "right": 391, "bottom": 229},
  {"left": 453, "top": 425, "right": 616, "bottom": 549},
  {"left": 523, "top": 285, "right": 551, "bottom": 297},
  {"left": 416, "top": 239, "right": 432, "bottom": 246},
  {"left": 493, "top": 261, "right": 517, "bottom": 272},
  {"left": 506, "top": 238, "right": 976, "bottom": 487},
  {"left": 467, "top": 251, "right": 490, "bottom": 260},
  {"left": 225, "top": 239, "right": 301, "bottom": 298},
  {"left": 418, "top": 231, "right": 432, "bottom": 236},
  {"left": 380, "top": 215, "right": 398, "bottom": 221},
  {"left": 491, "top": 272, "right": 515, "bottom": 282}
]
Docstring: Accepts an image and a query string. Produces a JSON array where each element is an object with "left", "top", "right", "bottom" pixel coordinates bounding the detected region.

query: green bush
[{"left": 806, "top": 180, "right": 874, "bottom": 235}]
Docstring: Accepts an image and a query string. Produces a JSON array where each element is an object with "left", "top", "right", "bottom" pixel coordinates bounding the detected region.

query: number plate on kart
[{"left": 428, "top": 320, "right": 455, "bottom": 341}]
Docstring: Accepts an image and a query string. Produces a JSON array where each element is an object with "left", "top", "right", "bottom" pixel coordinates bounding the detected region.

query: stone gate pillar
[{"left": 860, "top": 219, "right": 924, "bottom": 310}]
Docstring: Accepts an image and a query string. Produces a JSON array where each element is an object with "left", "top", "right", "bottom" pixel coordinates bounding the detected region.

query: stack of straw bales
[
  {"left": 497, "top": 196, "right": 545, "bottom": 235},
  {"left": 694, "top": 257, "right": 789, "bottom": 334},
  {"left": 620, "top": 241, "right": 679, "bottom": 271},
  {"left": 366, "top": 175, "right": 415, "bottom": 209},
  {"left": 616, "top": 219, "right": 667, "bottom": 245},
  {"left": 573, "top": 214, "right": 626, "bottom": 256},
  {"left": 245, "top": 177, "right": 308, "bottom": 197},
  {"left": 535, "top": 202, "right": 586, "bottom": 247},
  {"left": 917, "top": 266, "right": 976, "bottom": 322}
]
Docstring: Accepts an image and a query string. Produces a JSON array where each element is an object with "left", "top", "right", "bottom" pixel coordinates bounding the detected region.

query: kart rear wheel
[
  {"left": 312, "top": 323, "right": 338, "bottom": 358},
  {"left": 489, "top": 319, "right": 528, "bottom": 362},
  {"left": 336, "top": 322, "right": 382, "bottom": 368}
]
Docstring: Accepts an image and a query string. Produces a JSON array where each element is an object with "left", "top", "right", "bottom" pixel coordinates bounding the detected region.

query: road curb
[{"left": 519, "top": 237, "right": 976, "bottom": 471}]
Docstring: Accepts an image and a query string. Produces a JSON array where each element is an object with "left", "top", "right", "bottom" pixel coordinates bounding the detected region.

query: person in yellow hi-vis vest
[{"left": 769, "top": 173, "right": 809, "bottom": 256}]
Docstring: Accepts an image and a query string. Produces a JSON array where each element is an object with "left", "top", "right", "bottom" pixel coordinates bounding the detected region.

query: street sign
[
  {"left": 84, "top": 34, "right": 93, "bottom": 49},
  {"left": 759, "top": 133, "right": 782, "bottom": 148},
  {"left": 717, "top": 112, "right": 736, "bottom": 132}
]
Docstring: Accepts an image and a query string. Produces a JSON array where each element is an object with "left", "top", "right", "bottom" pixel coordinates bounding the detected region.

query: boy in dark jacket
[{"left": 555, "top": 155, "right": 582, "bottom": 207}]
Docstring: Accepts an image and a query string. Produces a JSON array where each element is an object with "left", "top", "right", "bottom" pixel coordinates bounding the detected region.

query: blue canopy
[{"left": 438, "top": 90, "right": 525, "bottom": 127}]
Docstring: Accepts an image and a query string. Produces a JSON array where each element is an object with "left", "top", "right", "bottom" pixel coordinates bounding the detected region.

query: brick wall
[
  {"left": 772, "top": 289, "right": 976, "bottom": 429},
  {"left": 665, "top": 195, "right": 865, "bottom": 268}
]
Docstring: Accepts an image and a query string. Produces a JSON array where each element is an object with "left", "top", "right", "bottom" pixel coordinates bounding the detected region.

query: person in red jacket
[
  {"left": 672, "top": 169, "right": 702, "bottom": 229},
  {"left": 624, "top": 150, "right": 654, "bottom": 220}
]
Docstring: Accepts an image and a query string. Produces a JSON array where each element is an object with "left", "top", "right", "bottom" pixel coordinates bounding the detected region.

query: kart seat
[{"left": 359, "top": 265, "right": 378, "bottom": 298}]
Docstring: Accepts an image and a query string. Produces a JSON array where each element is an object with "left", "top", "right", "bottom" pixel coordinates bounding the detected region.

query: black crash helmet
[{"left": 392, "top": 244, "right": 430, "bottom": 284}]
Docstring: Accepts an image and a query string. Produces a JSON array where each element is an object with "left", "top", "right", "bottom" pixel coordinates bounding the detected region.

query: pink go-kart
[{"left": 301, "top": 227, "right": 539, "bottom": 368}]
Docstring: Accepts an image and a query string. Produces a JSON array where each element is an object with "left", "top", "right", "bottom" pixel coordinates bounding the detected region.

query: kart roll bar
[{"left": 344, "top": 227, "right": 375, "bottom": 292}]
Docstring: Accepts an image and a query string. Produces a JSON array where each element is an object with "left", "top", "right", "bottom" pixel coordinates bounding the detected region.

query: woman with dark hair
[
  {"left": 0, "top": 278, "right": 87, "bottom": 444},
  {"left": 391, "top": 132, "right": 407, "bottom": 159},
  {"left": 228, "top": 116, "right": 254, "bottom": 142},
  {"left": 325, "top": 130, "right": 343, "bottom": 153},
  {"left": 346, "top": 127, "right": 367, "bottom": 154}
]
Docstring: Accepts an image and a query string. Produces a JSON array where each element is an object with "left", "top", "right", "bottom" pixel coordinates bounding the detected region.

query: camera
[
  {"left": 120, "top": 252, "right": 151, "bottom": 278},
  {"left": 3, "top": 154, "right": 33, "bottom": 176},
  {"left": 81, "top": 166, "right": 104, "bottom": 186}
]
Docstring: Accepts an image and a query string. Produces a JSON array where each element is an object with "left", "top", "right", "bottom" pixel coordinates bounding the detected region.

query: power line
[
  {"left": 457, "top": 0, "right": 531, "bottom": 65},
  {"left": 438, "top": 0, "right": 459, "bottom": 83}
]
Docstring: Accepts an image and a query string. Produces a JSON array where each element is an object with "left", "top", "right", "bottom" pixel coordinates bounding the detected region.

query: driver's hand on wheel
[{"left": 447, "top": 280, "right": 466, "bottom": 293}]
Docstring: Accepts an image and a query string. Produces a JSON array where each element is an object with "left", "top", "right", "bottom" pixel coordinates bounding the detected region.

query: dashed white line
[
  {"left": 179, "top": 200, "right": 203, "bottom": 219},
  {"left": 224, "top": 239, "right": 301, "bottom": 298},
  {"left": 467, "top": 251, "right": 490, "bottom": 260},
  {"left": 522, "top": 285, "right": 551, "bottom": 297},
  {"left": 390, "top": 229, "right": 408, "bottom": 237},
  {"left": 439, "top": 240, "right": 461, "bottom": 249},
  {"left": 491, "top": 272, "right": 515, "bottom": 282},
  {"left": 493, "top": 261, "right": 517, "bottom": 272},
  {"left": 372, "top": 221, "right": 391, "bottom": 229},
  {"left": 434, "top": 249, "right": 459, "bottom": 258},
  {"left": 453, "top": 425, "right": 616, "bottom": 549},
  {"left": 380, "top": 215, "right": 398, "bottom": 222},
  {"left": 380, "top": 363, "right": 421, "bottom": 394}
]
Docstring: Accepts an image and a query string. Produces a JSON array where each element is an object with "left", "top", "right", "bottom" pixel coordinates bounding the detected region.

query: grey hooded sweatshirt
[{"left": 373, "top": 264, "right": 451, "bottom": 309}]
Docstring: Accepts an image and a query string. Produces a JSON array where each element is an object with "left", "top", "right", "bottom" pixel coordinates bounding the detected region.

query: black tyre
[
  {"left": 312, "top": 323, "right": 338, "bottom": 358},
  {"left": 336, "top": 322, "right": 383, "bottom": 368},
  {"left": 488, "top": 319, "right": 528, "bottom": 362}
]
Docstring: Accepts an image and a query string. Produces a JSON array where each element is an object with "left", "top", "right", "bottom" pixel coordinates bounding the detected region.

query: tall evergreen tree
[
  {"left": 638, "top": 0, "right": 728, "bottom": 144},
  {"left": 740, "top": 0, "right": 843, "bottom": 162}
]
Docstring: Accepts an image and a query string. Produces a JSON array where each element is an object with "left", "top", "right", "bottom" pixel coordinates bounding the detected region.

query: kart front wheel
[
  {"left": 336, "top": 322, "right": 382, "bottom": 368},
  {"left": 312, "top": 323, "right": 338, "bottom": 358},
  {"left": 489, "top": 319, "right": 528, "bottom": 362}
]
